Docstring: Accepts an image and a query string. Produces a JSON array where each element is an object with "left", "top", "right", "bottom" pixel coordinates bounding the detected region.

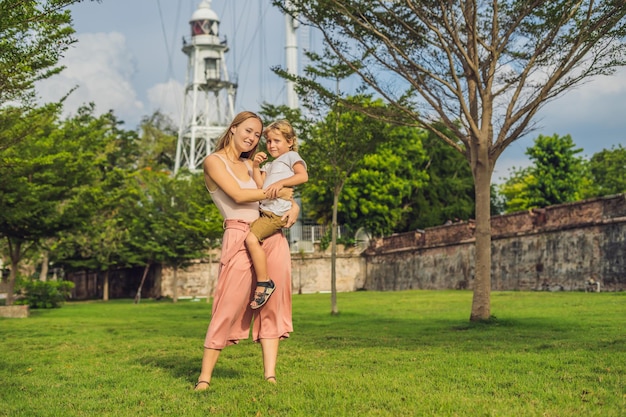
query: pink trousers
[{"left": 203, "top": 219, "right": 293, "bottom": 349}]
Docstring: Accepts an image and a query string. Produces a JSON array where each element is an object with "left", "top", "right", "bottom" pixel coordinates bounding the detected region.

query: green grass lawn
[{"left": 0, "top": 290, "right": 624, "bottom": 416}]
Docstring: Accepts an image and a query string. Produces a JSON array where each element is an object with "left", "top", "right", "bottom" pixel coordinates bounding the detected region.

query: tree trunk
[
  {"left": 39, "top": 250, "right": 49, "bottom": 281},
  {"left": 6, "top": 240, "right": 22, "bottom": 306},
  {"left": 134, "top": 263, "right": 151, "bottom": 304},
  {"left": 330, "top": 188, "right": 339, "bottom": 315},
  {"left": 469, "top": 140, "right": 493, "bottom": 321},
  {"left": 103, "top": 270, "right": 109, "bottom": 301},
  {"left": 172, "top": 265, "right": 178, "bottom": 303}
]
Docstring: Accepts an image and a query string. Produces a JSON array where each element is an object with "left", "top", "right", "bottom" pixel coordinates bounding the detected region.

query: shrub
[{"left": 16, "top": 280, "right": 74, "bottom": 309}]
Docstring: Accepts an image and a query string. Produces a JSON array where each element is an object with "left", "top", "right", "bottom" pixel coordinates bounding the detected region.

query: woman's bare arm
[
  {"left": 264, "top": 161, "right": 308, "bottom": 197},
  {"left": 203, "top": 155, "right": 292, "bottom": 203}
]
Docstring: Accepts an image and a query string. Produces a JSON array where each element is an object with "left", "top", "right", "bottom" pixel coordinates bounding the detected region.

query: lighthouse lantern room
[{"left": 175, "top": 0, "right": 237, "bottom": 173}]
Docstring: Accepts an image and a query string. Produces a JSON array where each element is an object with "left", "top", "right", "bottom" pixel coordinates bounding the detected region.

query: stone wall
[
  {"left": 364, "top": 194, "right": 626, "bottom": 292},
  {"left": 161, "top": 258, "right": 218, "bottom": 300},
  {"left": 0, "top": 305, "right": 29, "bottom": 318},
  {"left": 160, "top": 194, "right": 625, "bottom": 297},
  {"left": 290, "top": 246, "right": 367, "bottom": 294},
  {"left": 160, "top": 245, "right": 366, "bottom": 299}
]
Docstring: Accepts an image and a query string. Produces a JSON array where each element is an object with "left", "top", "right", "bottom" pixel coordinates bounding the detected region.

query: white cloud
[
  {"left": 37, "top": 32, "right": 144, "bottom": 127},
  {"left": 539, "top": 68, "right": 626, "bottom": 128},
  {"left": 146, "top": 79, "right": 185, "bottom": 127}
]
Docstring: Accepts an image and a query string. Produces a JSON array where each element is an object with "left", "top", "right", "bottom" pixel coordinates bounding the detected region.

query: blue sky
[{"left": 37, "top": 0, "right": 625, "bottom": 183}]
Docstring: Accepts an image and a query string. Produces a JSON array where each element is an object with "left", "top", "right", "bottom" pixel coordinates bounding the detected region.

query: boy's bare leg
[
  {"left": 245, "top": 233, "right": 269, "bottom": 283},
  {"left": 245, "top": 233, "right": 275, "bottom": 309}
]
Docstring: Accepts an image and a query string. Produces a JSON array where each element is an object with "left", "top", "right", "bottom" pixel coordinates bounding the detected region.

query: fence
[{"left": 284, "top": 224, "right": 349, "bottom": 253}]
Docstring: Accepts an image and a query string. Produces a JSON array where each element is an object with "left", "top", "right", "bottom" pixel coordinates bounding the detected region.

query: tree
[
  {"left": 525, "top": 134, "right": 587, "bottom": 207},
  {"left": 137, "top": 111, "right": 178, "bottom": 172},
  {"left": 499, "top": 134, "right": 587, "bottom": 212},
  {"left": 301, "top": 97, "right": 394, "bottom": 314},
  {"left": 0, "top": 104, "right": 104, "bottom": 305},
  {"left": 156, "top": 171, "right": 222, "bottom": 303},
  {"left": 404, "top": 126, "right": 476, "bottom": 230},
  {"left": 52, "top": 168, "right": 135, "bottom": 301},
  {"left": 303, "top": 124, "right": 428, "bottom": 236},
  {"left": 497, "top": 167, "right": 535, "bottom": 213},
  {"left": 274, "top": 0, "right": 626, "bottom": 320},
  {"left": 0, "top": 0, "right": 88, "bottom": 106},
  {"left": 123, "top": 169, "right": 222, "bottom": 304},
  {"left": 587, "top": 145, "right": 626, "bottom": 197}
]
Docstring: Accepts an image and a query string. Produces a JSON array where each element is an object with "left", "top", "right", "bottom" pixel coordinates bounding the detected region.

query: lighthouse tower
[{"left": 174, "top": 0, "right": 237, "bottom": 173}]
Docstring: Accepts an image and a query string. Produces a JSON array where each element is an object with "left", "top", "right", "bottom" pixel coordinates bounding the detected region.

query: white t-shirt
[{"left": 260, "top": 151, "right": 307, "bottom": 216}]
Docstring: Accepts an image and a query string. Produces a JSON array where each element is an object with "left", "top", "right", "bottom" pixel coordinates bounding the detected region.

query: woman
[{"left": 195, "top": 111, "right": 297, "bottom": 390}]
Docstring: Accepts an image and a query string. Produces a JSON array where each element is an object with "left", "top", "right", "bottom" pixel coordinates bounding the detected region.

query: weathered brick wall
[
  {"left": 160, "top": 194, "right": 625, "bottom": 297},
  {"left": 289, "top": 247, "right": 366, "bottom": 294},
  {"left": 364, "top": 194, "right": 626, "bottom": 292},
  {"left": 161, "top": 246, "right": 365, "bottom": 299},
  {"left": 161, "top": 258, "right": 218, "bottom": 300}
]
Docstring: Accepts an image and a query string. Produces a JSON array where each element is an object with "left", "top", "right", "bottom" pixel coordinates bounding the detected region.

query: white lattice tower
[{"left": 175, "top": 0, "right": 237, "bottom": 173}]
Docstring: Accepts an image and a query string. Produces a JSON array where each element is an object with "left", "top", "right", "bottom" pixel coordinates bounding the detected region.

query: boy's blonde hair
[{"left": 263, "top": 119, "right": 298, "bottom": 151}]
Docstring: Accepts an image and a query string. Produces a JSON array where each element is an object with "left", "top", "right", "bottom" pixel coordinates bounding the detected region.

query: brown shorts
[{"left": 249, "top": 210, "right": 287, "bottom": 242}]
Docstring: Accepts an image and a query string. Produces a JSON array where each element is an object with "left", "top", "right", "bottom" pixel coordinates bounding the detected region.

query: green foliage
[
  {"left": 0, "top": 103, "right": 113, "bottom": 304},
  {"left": 137, "top": 111, "right": 177, "bottom": 171},
  {"left": 51, "top": 167, "right": 137, "bottom": 273},
  {"left": 490, "top": 184, "right": 507, "bottom": 216},
  {"left": 0, "top": 0, "right": 85, "bottom": 105},
  {"left": 342, "top": 126, "right": 428, "bottom": 236},
  {"left": 499, "top": 134, "right": 587, "bottom": 212},
  {"left": 0, "top": 102, "right": 225, "bottom": 304},
  {"left": 15, "top": 279, "right": 74, "bottom": 309},
  {"left": 0, "top": 292, "right": 624, "bottom": 416},
  {"left": 318, "top": 225, "right": 356, "bottom": 251},
  {"left": 301, "top": 116, "right": 476, "bottom": 233},
  {"left": 301, "top": 98, "right": 429, "bottom": 237},
  {"left": 403, "top": 127, "right": 475, "bottom": 230},
  {"left": 498, "top": 167, "right": 535, "bottom": 213},
  {"left": 587, "top": 144, "right": 626, "bottom": 197},
  {"left": 121, "top": 169, "right": 222, "bottom": 270}
]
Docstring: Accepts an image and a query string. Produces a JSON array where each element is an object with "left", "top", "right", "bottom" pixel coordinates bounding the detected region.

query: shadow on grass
[
  {"left": 139, "top": 351, "right": 245, "bottom": 384},
  {"left": 291, "top": 311, "right": 615, "bottom": 352}
]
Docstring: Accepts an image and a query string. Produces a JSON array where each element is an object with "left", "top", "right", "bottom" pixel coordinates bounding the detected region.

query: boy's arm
[
  {"left": 252, "top": 152, "right": 267, "bottom": 189},
  {"left": 277, "top": 161, "right": 308, "bottom": 188}
]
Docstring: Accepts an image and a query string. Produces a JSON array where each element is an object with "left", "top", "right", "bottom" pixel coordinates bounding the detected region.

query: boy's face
[{"left": 265, "top": 130, "right": 291, "bottom": 158}]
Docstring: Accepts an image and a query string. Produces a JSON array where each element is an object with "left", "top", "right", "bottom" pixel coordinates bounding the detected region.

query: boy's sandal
[
  {"left": 250, "top": 279, "right": 275, "bottom": 310},
  {"left": 265, "top": 376, "right": 277, "bottom": 383}
]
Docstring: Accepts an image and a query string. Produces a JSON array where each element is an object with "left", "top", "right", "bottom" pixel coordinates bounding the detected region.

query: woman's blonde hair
[
  {"left": 214, "top": 111, "right": 263, "bottom": 158},
  {"left": 264, "top": 119, "right": 298, "bottom": 151}
]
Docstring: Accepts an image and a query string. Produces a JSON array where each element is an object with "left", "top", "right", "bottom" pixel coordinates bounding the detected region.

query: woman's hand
[
  {"left": 264, "top": 182, "right": 282, "bottom": 198},
  {"left": 274, "top": 187, "right": 293, "bottom": 200},
  {"left": 281, "top": 200, "right": 300, "bottom": 228}
]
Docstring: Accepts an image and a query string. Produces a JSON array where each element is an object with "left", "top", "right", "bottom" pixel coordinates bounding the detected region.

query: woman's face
[{"left": 230, "top": 117, "right": 262, "bottom": 153}]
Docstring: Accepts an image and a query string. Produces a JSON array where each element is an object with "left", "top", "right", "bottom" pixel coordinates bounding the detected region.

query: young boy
[{"left": 247, "top": 120, "right": 308, "bottom": 309}]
